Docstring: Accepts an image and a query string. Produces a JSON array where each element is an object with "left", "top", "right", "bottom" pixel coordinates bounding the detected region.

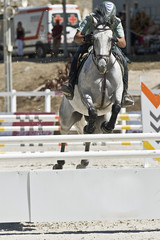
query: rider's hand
[
  {"left": 112, "top": 35, "right": 118, "bottom": 43},
  {"left": 83, "top": 33, "right": 93, "bottom": 44}
]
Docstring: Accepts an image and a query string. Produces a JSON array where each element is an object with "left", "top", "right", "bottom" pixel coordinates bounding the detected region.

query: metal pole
[
  {"left": 62, "top": 0, "right": 68, "bottom": 57},
  {"left": 3, "top": 0, "right": 13, "bottom": 112},
  {"left": 125, "top": 0, "right": 131, "bottom": 55}
]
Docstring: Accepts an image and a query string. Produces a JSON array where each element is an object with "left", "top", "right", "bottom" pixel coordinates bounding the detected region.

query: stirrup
[
  {"left": 61, "top": 84, "right": 74, "bottom": 100},
  {"left": 122, "top": 94, "right": 134, "bottom": 107}
]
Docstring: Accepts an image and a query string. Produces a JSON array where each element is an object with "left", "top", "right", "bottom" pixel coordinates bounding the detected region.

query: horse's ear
[{"left": 90, "top": 15, "right": 98, "bottom": 27}]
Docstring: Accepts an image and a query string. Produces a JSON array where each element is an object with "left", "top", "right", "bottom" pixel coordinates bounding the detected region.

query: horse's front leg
[
  {"left": 81, "top": 93, "right": 97, "bottom": 134},
  {"left": 52, "top": 143, "right": 66, "bottom": 170},
  {"left": 84, "top": 106, "right": 98, "bottom": 134},
  {"left": 101, "top": 101, "right": 121, "bottom": 133}
]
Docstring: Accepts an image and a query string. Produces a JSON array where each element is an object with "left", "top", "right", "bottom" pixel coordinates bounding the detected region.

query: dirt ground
[{"left": 0, "top": 55, "right": 160, "bottom": 113}]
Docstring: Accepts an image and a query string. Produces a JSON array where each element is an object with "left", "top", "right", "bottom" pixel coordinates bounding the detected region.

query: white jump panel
[
  {"left": 30, "top": 168, "right": 160, "bottom": 222},
  {"left": 0, "top": 171, "right": 30, "bottom": 222}
]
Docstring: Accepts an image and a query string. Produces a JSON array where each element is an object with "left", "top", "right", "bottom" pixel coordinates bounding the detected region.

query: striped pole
[
  {"left": 0, "top": 113, "right": 141, "bottom": 122},
  {"left": 0, "top": 125, "right": 142, "bottom": 132},
  {"left": 0, "top": 114, "right": 60, "bottom": 122},
  {"left": 0, "top": 141, "right": 143, "bottom": 152}
]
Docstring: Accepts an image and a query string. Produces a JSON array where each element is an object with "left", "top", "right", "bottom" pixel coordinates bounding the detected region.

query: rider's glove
[
  {"left": 83, "top": 33, "right": 94, "bottom": 44},
  {"left": 112, "top": 35, "right": 118, "bottom": 44}
]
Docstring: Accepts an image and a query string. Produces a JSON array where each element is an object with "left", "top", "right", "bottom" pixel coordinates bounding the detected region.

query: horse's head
[{"left": 91, "top": 17, "right": 113, "bottom": 74}]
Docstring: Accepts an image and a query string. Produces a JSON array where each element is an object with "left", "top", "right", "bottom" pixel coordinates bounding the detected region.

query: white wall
[{"left": 1, "top": 168, "right": 160, "bottom": 223}]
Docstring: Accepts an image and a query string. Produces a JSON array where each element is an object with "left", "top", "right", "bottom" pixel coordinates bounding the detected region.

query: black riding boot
[
  {"left": 61, "top": 44, "right": 91, "bottom": 100},
  {"left": 112, "top": 45, "right": 134, "bottom": 107},
  {"left": 61, "top": 50, "right": 79, "bottom": 100},
  {"left": 61, "top": 73, "right": 76, "bottom": 100},
  {"left": 121, "top": 67, "right": 134, "bottom": 107}
]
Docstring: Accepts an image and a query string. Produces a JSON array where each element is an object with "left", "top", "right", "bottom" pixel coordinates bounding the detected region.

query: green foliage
[{"left": 50, "top": 0, "right": 61, "bottom": 4}]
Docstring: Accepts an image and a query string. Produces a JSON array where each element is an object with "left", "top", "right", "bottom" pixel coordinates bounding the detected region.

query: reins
[
  {"left": 100, "top": 72, "right": 107, "bottom": 109},
  {"left": 91, "top": 27, "right": 117, "bottom": 109},
  {"left": 99, "top": 56, "right": 116, "bottom": 109}
]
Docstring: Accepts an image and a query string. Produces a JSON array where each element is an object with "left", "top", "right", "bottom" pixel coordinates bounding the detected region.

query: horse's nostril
[
  {"left": 98, "top": 58, "right": 106, "bottom": 67},
  {"left": 98, "top": 58, "right": 106, "bottom": 74}
]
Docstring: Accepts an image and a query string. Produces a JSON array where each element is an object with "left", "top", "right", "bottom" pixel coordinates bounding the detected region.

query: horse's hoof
[
  {"left": 101, "top": 121, "right": 113, "bottom": 134},
  {"left": 57, "top": 160, "right": 65, "bottom": 166},
  {"left": 84, "top": 125, "right": 96, "bottom": 134},
  {"left": 52, "top": 160, "right": 65, "bottom": 170},
  {"left": 53, "top": 164, "right": 63, "bottom": 170},
  {"left": 76, "top": 159, "right": 89, "bottom": 169},
  {"left": 81, "top": 159, "right": 89, "bottom": 167}
]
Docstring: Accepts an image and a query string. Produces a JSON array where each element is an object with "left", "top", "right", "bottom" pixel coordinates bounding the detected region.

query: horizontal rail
[
  {"left": 0, "top": 141, "right": 143, "bottom": 152},
  {"left": 118, "top": 114, "right": 141, "bottom": 121},
  {"left": 0, "top": 125, "right": 142, "bottom": 132},
  {"left": 0, "top": 133, "right": 159, "bottom": 144},
  {"left": 0, "top": 114, "right": 141, "bottom": 122},
  {"left": 0, "top": 114, "right": 60, "bottom": 122},
  {"left": 1, "top": 90, "right": 159, "bottom": 97},
  {"left": 0, "top": 141, "right": 142, "bottom": 148},
  {"left": 0, "top": 91, "right": 58, "bottom": 97},
  {"left": 0, "top": 150, "right": 160, "bottom": 160},
  {"left": 0, "top": 90, "right": 61, "bottom": 113}
]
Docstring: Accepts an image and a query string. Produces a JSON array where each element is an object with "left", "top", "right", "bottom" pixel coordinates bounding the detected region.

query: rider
[{"left": 61, "top": 1, "right": 134, "bottom": 107}]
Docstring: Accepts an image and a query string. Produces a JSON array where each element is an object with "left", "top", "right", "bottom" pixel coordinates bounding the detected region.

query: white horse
[{"left": 54, "top": 21, "right": 124, "bottom": 169}]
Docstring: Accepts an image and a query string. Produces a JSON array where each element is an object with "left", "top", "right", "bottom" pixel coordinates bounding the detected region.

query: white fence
[
  {"left": 0, "top": 89, "right": 145, "bottom": 113},
  {"left": 1, "top": 89, "right": 160, "bottom": 113},
  {"left": 0, "top": 132, "right": 158, "bottom": 143},
  {"left": 0, "top": 133, "right": 160, "bottom": 160},
  {"left": 0, "top": 89, "right": 58, "bottom": 112}
]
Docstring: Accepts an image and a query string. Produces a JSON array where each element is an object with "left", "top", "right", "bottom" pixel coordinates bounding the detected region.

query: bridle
[
  {"left": 92, "top": 26, "right": 117, "bottom": 109},
  {"left": 92, "top": 27, "right": 116, "bottom": 73},
  {"left": 93, "top": 27, "right": 112, "bottom": 56}
]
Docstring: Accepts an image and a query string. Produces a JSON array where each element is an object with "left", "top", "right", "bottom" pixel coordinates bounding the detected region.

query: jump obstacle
[
  {"left": 0, "top": 82, "right": 160, "bottom": 223},
  {"left": 0, "top": 133, "right": 160, "bottom": 223},
  {"left": 0, "top": 112, "right": 142, "bottom": 136},
  {"left": 0, "top": 113, "right": 141, "bottom": 122}
]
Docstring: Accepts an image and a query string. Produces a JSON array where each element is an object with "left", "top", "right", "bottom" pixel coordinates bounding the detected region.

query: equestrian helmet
[{"left": 97, "top": 1, "right": 116, "bottom": 23}]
